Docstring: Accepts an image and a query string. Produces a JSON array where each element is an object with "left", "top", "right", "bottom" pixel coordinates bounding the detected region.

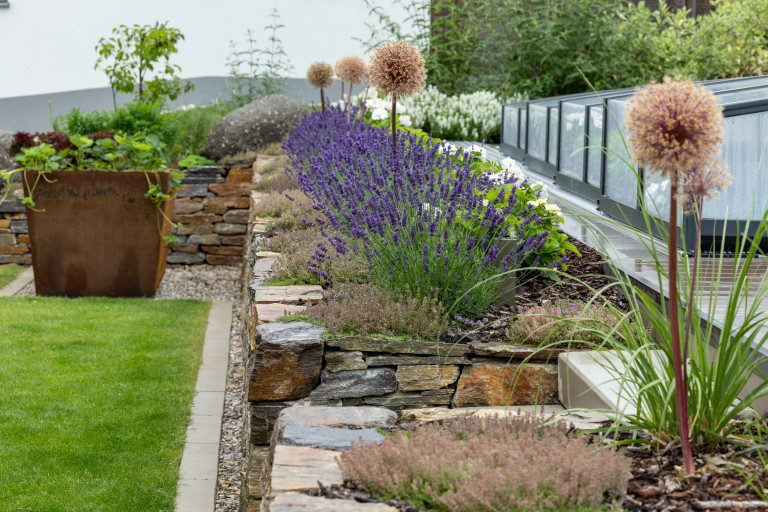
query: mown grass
[
  {"left": 0, "top": 297, "right": 211, "bottom": 512},
  {"left": 0, "top": 264, "right": 24, "bottom": 289}
]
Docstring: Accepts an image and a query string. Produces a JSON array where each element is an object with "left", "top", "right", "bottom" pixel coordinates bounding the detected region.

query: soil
[{"left": 439, "top": 237, "right": 629, "bottom": 346}]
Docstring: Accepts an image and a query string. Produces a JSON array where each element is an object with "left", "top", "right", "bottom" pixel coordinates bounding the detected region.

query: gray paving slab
[
  {"left": 175, "top": 301, "right": 233, "bottom": 512},
  {"left": 0, "top": 266, "right": 33, "bottom": 297},
  {"left": 281, "top": 424, "right": 384, "bottom": 451}
]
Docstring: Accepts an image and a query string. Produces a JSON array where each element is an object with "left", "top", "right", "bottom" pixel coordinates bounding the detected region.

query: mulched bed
[{"left": 439, "top": 237, "right": 629, "bottom": 345}]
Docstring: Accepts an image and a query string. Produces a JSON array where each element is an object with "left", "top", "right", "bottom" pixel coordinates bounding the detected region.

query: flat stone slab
[
  {"left": 310, "top": 368, "right": 397, "bottom": 400},
  {"left": 469, "top": 341, "right": 563, "bottom": 361},
  {"left": 269, "top": 445, "right": 343, "bottom": 493},
  {"left": 256, "top": 303, "right": 307, "bottom": 324},
  {"left": 326, "top": 336, "right": 470, "bottom": 356},
  {"left": 254, "top": 285, "right": 323, "bottom": 305},
  {"left": 452, "top": 362, "right": 559, "bottom": 407},
  {"left": 396, "top": 365, "right": 460, "bottom": 391},
  {"left": 281, "top": 424, "right": 383, "bottom": 451},
  {"left": 400, "top": 405, "right": 566, "bottom": 424},
  {"left": 325, "top": 351, "right": 368, "bottom": 372},
  {"left": 256, "top": 250, "right": 282, "bottom": 258},
  {"left": 253, "top": 257, "right": 278, "bottom": 275},
  {"left": 367, "top": 355, "right": 468, "bottom": 366},
  {"left": 270, "top": 492, "right": 398, "bottom": 511},
  {"left": 275, "top": 406, "right": 397, "bottom": 432},
  {"left": 347, "top": 389, "right": 453, "bottom": 410}
]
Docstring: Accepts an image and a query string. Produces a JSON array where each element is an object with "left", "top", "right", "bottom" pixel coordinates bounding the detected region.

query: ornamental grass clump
[
  {"left": 284, "top": 107, "right": 548, "bottom": 318},
  {"left": 306, "top": 61, "right": 334, "bottom": 111},
  {"left": 624, "top": 78, "right": 731, "bottom": 473},
  {"left": 369, "top": 40, "right": 426, "bottom": 149},
  {"left": 507, "top": 300, "right": 626, "bottom": 349},
  {"left": 339, "top": 414, "right": 630, "bottom": 511},
  {"left": 308, "top": 282, "right": 448, "bottom": 341}
]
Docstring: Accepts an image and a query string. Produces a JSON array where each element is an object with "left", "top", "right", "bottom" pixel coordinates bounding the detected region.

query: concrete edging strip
[
  {"left": 175, "top": 301, "right": 234, "bottom": 512},
  {"left": 0, "top": 266, "right": 33, "bottom": 297}
]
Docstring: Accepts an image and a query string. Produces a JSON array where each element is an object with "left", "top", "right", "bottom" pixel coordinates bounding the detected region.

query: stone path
[
  {"left": 175, "top": 302, "right": 233, "bottom": 512},
  {"left": 0, "top": 265, "right": 33, "bottom": 296}
]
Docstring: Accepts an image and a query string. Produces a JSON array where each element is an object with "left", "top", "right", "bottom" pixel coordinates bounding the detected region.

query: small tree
[{"left": 95, "top": 22, "right": 194, "bottom": 108}]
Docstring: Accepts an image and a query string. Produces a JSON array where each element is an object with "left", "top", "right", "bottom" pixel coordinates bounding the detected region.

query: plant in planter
[{"left": 1, "top": 131, "right": 183, "bottom": 297}]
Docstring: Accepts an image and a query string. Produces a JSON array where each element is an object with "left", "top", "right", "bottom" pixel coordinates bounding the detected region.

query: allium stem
[
  {"left": 320, "top": 89, "right": 326, "bottom": 111},
  {"left": 340, "top": 80, "right": 345, "bottom": 101},
  {"left": 347, "top": 83, "right": 353, "bottom": 125},
  {"left": 359, "top": 84, "right": 371, "bottom": 129},
  {"left": 668, "top": 180, "right": 695, "bottom": 475},
  {"left": 391, "top": 97, "right": 397, "bottom": 151}
]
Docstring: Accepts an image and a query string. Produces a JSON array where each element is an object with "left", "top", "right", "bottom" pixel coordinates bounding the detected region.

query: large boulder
[
  {"left": 0, "top": 131, "right": 18, "bottom": 171},
  {"left": 204, "top": 95, "right": 304, "bottom": 161}
]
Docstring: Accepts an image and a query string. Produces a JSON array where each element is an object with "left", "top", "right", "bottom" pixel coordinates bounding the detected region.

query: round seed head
[
  {"left": 626, "top": 77, "right": 724, "bottom": 181},
  {"left": 368, "top": 40, "right": 426, "bottom": 100},
  {"left": 306, "top": 61, "right": 334, "bottom": 90},
  {"left": 334, "top": 55, "right": 368, "bottom": 86}
]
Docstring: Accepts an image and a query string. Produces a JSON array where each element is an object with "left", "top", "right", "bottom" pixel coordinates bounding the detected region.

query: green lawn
[
  {"left": 0, "top": 297, "right": 211, "bottom": 512},
  {"left": 0, "top": 264, "right": 24, "bottom": 288}
]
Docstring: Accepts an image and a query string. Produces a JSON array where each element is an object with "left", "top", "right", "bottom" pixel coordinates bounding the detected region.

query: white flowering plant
[
  {"left": 361, "top": 96, "right": 430, "bottom": 141},
  {"left": 402, "top": 85, "right": 508, "bottom": 142},
  {"left": 443, "top": 144, "right": 579, "bottom": 278}
]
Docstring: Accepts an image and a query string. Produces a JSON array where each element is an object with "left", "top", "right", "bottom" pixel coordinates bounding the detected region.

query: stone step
[{"left": 558, "top": 350, "right": 756, "bottom": 419}]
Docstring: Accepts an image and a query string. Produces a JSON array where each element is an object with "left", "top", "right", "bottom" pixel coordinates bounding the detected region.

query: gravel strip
[{"left": 14, "top": 264, "right": 247, "bottom": 511}]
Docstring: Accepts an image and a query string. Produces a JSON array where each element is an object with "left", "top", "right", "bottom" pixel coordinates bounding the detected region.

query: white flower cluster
[
  {"left": 488, "top": 157, "right": 525, "bottom": 184},
  {"left": 401, "top": 85, "right": 502, "bottom": 141},
  {"left": 365, "top": 97, "right": 411, "bottom": 126}
]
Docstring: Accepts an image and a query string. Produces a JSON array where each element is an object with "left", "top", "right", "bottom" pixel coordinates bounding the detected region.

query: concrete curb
[
  {"left": 0, "top": 266, "right": 33, "bottom": 297},
  {"left": 175, "top": 301, "right": 234, "bottom": 512}
]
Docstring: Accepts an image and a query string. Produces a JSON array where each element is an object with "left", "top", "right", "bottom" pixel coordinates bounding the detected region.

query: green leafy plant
[
  {"left": 0, "top": 132, "right": 182, "bottom": 244},
  {"left": 224, "top": 9, "right": 294, "bottom": 109},
  {"left": 178, "top": 154, "right": 215, "bottom": 169},
  {"left": 95, "top": 22, "right": 194, "bottom": 107}
]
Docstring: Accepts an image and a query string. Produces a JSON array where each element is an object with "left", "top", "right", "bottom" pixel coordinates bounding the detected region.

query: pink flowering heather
[
  {"left": 338, "top": 414, "right": 630, "bottom": 511},
  {"left": 308, "top": 282, "right": 448, "bottom": 341}
]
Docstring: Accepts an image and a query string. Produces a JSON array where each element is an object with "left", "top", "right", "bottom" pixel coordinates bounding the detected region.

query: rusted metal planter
[{"left": 24, "top": 170, "right": 175, "bottom": 297}]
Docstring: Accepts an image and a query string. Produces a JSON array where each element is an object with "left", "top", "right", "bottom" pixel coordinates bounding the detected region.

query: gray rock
[
  {"left": 367, "top": 355, "right": 469, "bottom": 366},
  {"left": 167, "top": 251, "right": 206, "bottom": 265},
  {"left": 185, "top": 165, "right": 225, "bottom": 177},
  {"left": 175, "top": 184, "right": 210, "bottom": 198},
  {"left": 344, "top": 389, "right": 454, "bottom": 411},
  {"left": 213, "top": 222, "right": 247, "bottom": 235},
  {"left": 0, "top": 200, "right": 26, "bottom": 213},
  {"left": 203, "top": 95, "right": 304, "bottom": 160},
  {"left": 281, "top": 424, "right": 383, "bottom": 451},
  {"left": 325, "top": 351, "right": 367, "bottom": 372},
  {"left": 275, "top": 405, "right": 397, "bottom": 431},
  {"left": 310, "top": 368, "right": 397, "bottom": 400},
  {"left": 248, "top": 322, "right": 325, "bottom": 401},
  {"left": 9, "top": 219, "right": 27, "bottom": 234},
  {"left": 326, "top": 336, "right": 471, "bottom": 356},
  {"left": 188, "top": 233, "right": 221, "bottom": 245},
  {"left": 0, "top": 130, "right": 18, "bottom": 172},
  {"left": 222, "top": 209, "right": 250, "bottom": 224}
]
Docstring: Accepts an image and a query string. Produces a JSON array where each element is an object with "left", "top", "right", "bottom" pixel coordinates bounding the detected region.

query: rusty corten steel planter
[{"left": 24, "top": 170, "right": 175, "bottom": 297}]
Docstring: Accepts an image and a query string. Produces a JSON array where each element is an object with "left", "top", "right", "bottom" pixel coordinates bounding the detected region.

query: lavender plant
[{"left": 284, "top": 106, "right": 547, "bottom": 318}]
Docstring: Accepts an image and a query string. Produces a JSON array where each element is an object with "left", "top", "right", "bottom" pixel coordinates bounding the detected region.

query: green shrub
[
  {"left": 178, "top": 154, "right": 215, "bottom": 169},
  {"left": 163, "top": 105, "right": 226, "bottom": 157}
]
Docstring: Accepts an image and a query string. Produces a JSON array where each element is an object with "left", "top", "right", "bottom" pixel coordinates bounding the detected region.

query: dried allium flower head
[
  {"left": 626, "top": 78, "right": 724, "bottom": 181},
  {"left": 306, "top": 61, "right": 334, "bottom": 89},
  {"left": 681, "top": 159, "right": 732, "bottom": 213},
  {"left": 334, "top": 55, "right": 368, "bottom": 86},
  {"left": 369, "top": 40, "right": 426, "bottom": 100}
]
